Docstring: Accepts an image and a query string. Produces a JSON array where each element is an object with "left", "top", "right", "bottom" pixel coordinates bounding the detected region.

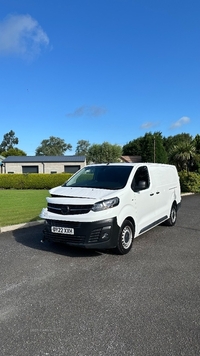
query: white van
[{"left": 40, "top": 163, "right": 181, "bottom": 254}]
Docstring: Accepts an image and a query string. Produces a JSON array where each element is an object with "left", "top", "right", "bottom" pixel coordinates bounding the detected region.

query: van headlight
[{"left": 92, "top": 197, "right": 119, "bottom": 212}]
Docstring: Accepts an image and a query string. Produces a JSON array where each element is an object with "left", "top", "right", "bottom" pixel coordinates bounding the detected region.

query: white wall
[{"left": 3, "top": 161, "right": 86, "bottom": 174}]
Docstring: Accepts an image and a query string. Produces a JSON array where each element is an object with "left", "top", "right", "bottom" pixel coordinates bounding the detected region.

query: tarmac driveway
[{"left": 0, "top": 194, "right": 200, "bottom": 356}]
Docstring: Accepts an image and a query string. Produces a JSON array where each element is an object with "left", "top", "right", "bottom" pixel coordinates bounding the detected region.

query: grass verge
[{"left": 0, "top": 190, "right": 49, "bottom": 227}]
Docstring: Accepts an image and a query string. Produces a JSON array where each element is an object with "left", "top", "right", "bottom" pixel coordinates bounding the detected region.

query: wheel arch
[
  {"left": 117, "top": 205, "right": 136, "bottom": 227},
  {"left": 115, "top": 217, "right": 135, "bottom": 254},
  {"left": 165, "top": 200, "right": 178, "bottom": 226},
  {"left": 122, "top": 216, "right": 136, "bottom": 237},
  {"left": 170, "top": 199, "right": 178, "bottom": 214}
]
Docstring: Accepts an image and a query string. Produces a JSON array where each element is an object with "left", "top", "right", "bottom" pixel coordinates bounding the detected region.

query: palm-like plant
[{"left": 169, "top": 142, "right": 196, "bottom": 172}]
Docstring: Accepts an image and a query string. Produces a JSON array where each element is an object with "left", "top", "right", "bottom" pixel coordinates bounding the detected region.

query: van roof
[{"left": 87, "top": 163, "right": 175, "bottom": 169}]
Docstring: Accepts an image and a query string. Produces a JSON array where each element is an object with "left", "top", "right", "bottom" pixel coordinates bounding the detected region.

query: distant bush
[
  {"left": 1, "top": 171, "right": 200, "bottom": 193},
  {"left": 179, "top": 171, "right": 200, "bottom": 193},
  {"left": 0, "top": 173, "right": 72, "bottom": 189}
]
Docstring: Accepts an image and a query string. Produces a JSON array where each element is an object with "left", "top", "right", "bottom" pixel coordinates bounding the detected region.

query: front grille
[
  {"left": 46, "top": 220, "right": 81, "bottom": 228},
  {"left": 44, "top": 220, "right": 103, "bottom": 245},
  {"left": 44, "top": 219, "right": 85, "bottom": 244},
  {"left": 48, "top": 203, "right": 92, "bottom": 215},
  {"left": 44, "top": 231, "right": 86, "bottom": 244},
  {"left": 88, "top": 228, "right": 101, "bottom": 243}
]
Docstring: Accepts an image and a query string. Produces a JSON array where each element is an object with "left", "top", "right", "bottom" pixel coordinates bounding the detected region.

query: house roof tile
[
  {"left": 121, "top": 155, "right": 141, "bottom": 163},
  {"left": 3, "top": 155, "right": 86, "bottom": 163}
]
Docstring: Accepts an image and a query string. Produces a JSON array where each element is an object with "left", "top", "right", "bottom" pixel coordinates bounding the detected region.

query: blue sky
[{"left": 0, "top": 0, "right": 200, "bottom": 155}]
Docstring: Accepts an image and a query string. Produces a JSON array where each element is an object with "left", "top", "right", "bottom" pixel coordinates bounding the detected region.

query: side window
[{"left": 131, "top": 166, "right": 150, "bottom": 191}]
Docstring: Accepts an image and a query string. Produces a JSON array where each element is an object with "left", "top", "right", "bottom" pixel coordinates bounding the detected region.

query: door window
[{"left": 132, "top": 166, "right": 150, "bottom": 191}]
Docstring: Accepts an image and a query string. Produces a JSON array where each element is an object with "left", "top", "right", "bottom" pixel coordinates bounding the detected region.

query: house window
[
  {"left": 22, "top": 166, "right": 39, "bottom": 173},
  {"left": 64, "top": 165, "right": 80, "bottom": 174},
  {"left": 51, "top": 171, "right": 57, "bottom": 174}
]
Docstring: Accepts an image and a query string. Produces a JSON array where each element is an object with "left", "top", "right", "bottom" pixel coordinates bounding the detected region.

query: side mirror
[{"left": 138, "top": 180, "right": 147, "bottom": 190}]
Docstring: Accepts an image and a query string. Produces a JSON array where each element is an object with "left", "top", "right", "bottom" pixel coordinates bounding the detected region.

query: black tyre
[
  {"left": 165, "top": 203, "right": 177, "bottom": 226},
  {"left": 116, "top": 220, "right": 134, "bottom": 255}
]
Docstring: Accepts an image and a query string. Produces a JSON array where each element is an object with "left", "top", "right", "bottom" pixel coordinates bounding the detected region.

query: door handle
[
  {"left": 150, "top": 193, "right": 154, "bottom": 196},
  {"left": 156, "top": 192, "right": 160, "bottom": 194}
]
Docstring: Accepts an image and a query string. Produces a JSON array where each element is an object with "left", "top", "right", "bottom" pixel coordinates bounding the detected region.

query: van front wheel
[{"left": 116, "top": 220, "right": 134, "bottom": 255}]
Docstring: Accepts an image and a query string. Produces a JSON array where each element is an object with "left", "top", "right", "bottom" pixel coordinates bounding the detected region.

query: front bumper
[{"left": 43, "top": 217, "right": 120, "bottom": 250}]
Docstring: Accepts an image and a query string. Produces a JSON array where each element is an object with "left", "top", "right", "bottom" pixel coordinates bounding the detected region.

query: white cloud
[
  {"left": 170, "top": 116, "right": 190, "bottom": 129},
  {"left": 140, "top": 122, "right": 156, "bottom": 130},
  {"left": 0, "top": 14, "right": 50, "bottom": 60},
  {"left": 66, "top": 105, "right": 107, "bottom": 118}
]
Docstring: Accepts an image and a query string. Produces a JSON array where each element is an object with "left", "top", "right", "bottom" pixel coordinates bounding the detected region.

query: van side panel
[
  {"left": 149, "top": 165, "right": 181, "bottom": 223},
  {"left": 132, "top": 188, "right": 157, "bottom": 236}
]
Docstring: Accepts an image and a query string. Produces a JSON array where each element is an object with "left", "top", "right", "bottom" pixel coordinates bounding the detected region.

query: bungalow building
[
  {"left": 120, "top": 155, "right": 142, "bottom": 163},
  {"left": 2, "top": 155, "right": 86, "bottom": 174},
  {"left": 0, "top": 155, "right": 5, "bottom": 174},
  {"left": 2, "top": 155, "right": 142, "bottom": 174}
]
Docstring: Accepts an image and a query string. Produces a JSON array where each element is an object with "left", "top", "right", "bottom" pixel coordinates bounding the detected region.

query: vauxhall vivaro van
[{"left": 40, "top": 163, "right": 181, "bottom": 254}]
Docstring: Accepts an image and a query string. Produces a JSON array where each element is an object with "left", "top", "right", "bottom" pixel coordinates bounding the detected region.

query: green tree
[
  {"left": 1, "top": 147, "right": 27, "bottom": 157},
  {"left": 123, "top": 132, "right": 167, "bottom": 163},
  {"left": 35, "top": 136, "right": 72, "bottom": 156},
  {"left": 169, "top": 141, "right": 196, "bottom": 172},
  {"left": 163, "top": 133, "right": 193, "bottom": 153},
  {"left": 75, "top": 140, "right": 90, "bottom": 156},
  {"left": 122, "top": 137, "right": 142, "bottom": 156},
  {"left": 0, "top": 130, "right": 19, "bottom": 153},
  {"left": 87, "top": 142, "right": 122, "bottom": 163},
  {"left": 192, "top": 135, "right": 200, "bottom": 172},
  {"left": 140, "top": 132, "right": 168, "bottom": 163},
  {"left": 194, "top": 134, "right": 200, "bottom": 154}
]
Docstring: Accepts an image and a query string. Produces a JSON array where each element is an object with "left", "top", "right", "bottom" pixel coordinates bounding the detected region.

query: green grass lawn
[{"left": 0, "top": 190, "right": 50, "bottom": 227}]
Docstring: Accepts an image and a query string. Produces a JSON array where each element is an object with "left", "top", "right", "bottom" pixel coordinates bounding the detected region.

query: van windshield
[{"left": 63, "top": 165, "right": 133, "bottom": 190}]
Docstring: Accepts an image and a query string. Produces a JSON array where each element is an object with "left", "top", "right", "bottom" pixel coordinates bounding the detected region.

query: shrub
[
  {"left": 179, "top": 171, "right": 200, "bottom": 193},
  {"left": 0, "top": 173, "right": 72, "bottom": 189},
  {"left": 1, "top": 171, "right": 200, "bottom": 193}
]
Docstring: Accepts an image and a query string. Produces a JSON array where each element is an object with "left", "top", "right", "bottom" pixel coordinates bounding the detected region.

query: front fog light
[
  {"left": 100, "top": 226, "right": 111, "bottom": 241},
  {"left": 101, "top": 232, "right": 109, "bottom": 240}
]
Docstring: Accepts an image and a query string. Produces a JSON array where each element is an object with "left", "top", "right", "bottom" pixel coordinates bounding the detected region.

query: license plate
[{"left": 51, "top": 226, "right": 74, "bottom": 235}]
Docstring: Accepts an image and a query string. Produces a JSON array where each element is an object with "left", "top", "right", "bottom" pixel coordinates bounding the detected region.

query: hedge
[
  {"left": 0, "top": 173, "right": 72, "bottom": 189},
  {"left": 0, "top": 171, "right": 200, "bottom": 193},
  {"left": 179, "top": 171, "right": 200, "bottom": 193}
]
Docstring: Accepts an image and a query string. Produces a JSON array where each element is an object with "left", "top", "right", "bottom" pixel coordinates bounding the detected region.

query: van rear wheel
[
  {"left": 116, "top": 220, "right": 134, "bottom": 255},
  {"left": 165, "top": 203, "right": 177, "bottom": 226}
]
